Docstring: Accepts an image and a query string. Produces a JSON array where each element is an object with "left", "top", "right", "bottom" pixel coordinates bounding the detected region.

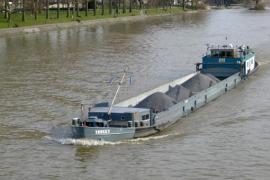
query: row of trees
[{"left": 1, "top": 0, "right": 201, "bottom": 23}]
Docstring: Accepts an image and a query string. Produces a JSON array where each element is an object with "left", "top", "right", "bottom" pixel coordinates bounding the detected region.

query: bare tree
[
  {"left": 123, "top": 0, "right": 126, "bottom": 13},
  {"left": 4, "top": 0, "right": 8, "bottom": 19},
  {"left": 129, "top": 0, "right": 132, "bottom": 13},
  {"left": 33, "top": 0, "right": 38, "bottom": 20},
  {"left": 116, "top": 0, "right": 119, "bottom": 14},
  {"left": 109, "top": 0, "right": 112, "bottom": 14},
  {"left": 72, "top": 0, "right": 75, "bottom": 19},
  {"left": 67, "top": 0, "right": 70, "bottom": 17},
  {"left": 85, "top": 0, "right": 88, "bottom": 16},
  {"left": 93, "top": 0, "right": 96, "bottom": 15},
  {"left": 22, "top": 0, "right": 25, "bottom": 21},
  {"left": 255, "top": 0, "right": 259, "bottom": 6},
  {"left": 46, "top": 0, "right": 49, "bottom": 19},
  {"left": 76, "top": 0, "right": 79, "bottom": 17},
  {"left": 182, "top": 0, "right": 185, "bottom": 10},
  {"left": 102, "top": 0, "right": 104, "bottom": 15},
  {"left": 57, "top": 0, "right": 60, "bottom": 18}
]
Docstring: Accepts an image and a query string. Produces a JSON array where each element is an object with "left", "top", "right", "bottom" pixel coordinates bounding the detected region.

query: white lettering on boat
[
  {"left": 245, "top": 57, "right": 255, "bottom": 75},
  {"left": 219, "top": 58, "right": 226, "bottom": 63},
  {"left": 95, "top": 129, "right": 110, "bottom": 135}
]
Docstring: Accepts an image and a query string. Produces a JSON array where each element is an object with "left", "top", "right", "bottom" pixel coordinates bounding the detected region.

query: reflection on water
[
  {"left": 1, "top": 8, "right": 270, "bottom": 179},
  {"left": 75, "top": 146, "right": 102, "bottom": 162}
]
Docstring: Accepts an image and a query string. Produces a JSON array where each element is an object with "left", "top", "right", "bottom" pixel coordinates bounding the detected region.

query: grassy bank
[{"left": 0, "top": 7, "right": 189, "bottom": 29}]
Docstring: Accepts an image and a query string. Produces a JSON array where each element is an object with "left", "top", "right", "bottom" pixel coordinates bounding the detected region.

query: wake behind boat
[{"left": 71, "top": 44, "right": 259, "bottom": 141}]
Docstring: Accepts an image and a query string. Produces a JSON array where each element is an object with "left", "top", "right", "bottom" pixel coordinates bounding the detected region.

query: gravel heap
[
  {"left": 135, "top": 92, "right": 176, "bottom": 112},
  {"left": 135, "top": 73, "right": 220, "bottom": 112},
  {"left": 182, "top": 73, "right": 220, "bottom": 93},
  {"left": 165, "top": 85, "right": 191, "bottom": 102}
]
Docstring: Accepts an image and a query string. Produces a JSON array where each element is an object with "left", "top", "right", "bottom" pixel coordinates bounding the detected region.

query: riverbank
[{"left": 0, "top": 8, "right": 196, "bottom": 36}]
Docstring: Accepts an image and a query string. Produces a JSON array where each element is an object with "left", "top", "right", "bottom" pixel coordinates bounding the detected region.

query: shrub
[
  {"left": 254, "top": 3, "right": 265, "bottom": 10},
  {"left": 196, "top": 2, "right": 209, "bottom": 10}
]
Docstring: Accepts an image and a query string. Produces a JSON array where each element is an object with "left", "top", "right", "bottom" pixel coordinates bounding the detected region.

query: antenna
[{"left": 107, "top": 68, "right": 128, "bottom": 115}]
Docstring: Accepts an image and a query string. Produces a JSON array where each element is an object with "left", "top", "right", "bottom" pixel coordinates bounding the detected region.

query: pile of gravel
[
  {"left": 135, "top": 92, "right": 176, "bottom": 112},
  {"left": 182, "top": 73, "right": 220, "bottom": 93},
  {"left": 165, "top": 85, "right": 191, "bottom": 102},
  {"left": 135, "top": 73, "right": 220, "bottom": 113}
]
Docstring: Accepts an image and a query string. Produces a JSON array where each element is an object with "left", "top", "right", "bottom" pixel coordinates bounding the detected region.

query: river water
[{"left": 1, "top": 8, "right": 270, "bottom": 179}]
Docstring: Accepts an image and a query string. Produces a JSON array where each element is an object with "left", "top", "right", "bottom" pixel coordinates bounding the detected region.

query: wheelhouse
[
  {"left": 72, "top": 106, "right": 152, "bottom": 128},
  {"left": 200, "top": 44, "right": 255, "bottom": 79},
  {"left": 87, "top": 107, "right": 151, "bottom": 128}
]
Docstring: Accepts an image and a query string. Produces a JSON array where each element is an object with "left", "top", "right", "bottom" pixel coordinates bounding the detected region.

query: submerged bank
[{"left": 0, "top": 9, "right": 198, "bottom": 36}]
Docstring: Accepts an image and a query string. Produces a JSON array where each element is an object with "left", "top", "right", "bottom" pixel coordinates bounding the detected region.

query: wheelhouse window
[
  {"left": 85, "top": 122, "right": 96, "bottom": 127},
  {"left": 211, "top": 49, "right": 234, "bottom": 58},
  {"left": 226, "top": 50, "right": 233, "bottom": 58},
  {"left": 211, "top": 50, "right": 220, "bottom": 57},
  {"left": 96, "top": 122, "right": 104, "bottom": 127},
  {"left": 142, "top": 114, "right": 150, "bottom": 120}
]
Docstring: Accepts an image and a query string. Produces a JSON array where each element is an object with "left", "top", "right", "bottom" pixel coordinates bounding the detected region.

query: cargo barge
[{"left": 71, "top": 44, "right": 259, "bottom": 141}]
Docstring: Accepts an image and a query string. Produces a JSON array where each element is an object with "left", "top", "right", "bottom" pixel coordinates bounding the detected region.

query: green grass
[
  {"left": 0, "top": 7, "right": 190, "bottom": 29},
  {"left": 145, "top": 7, "right": 188, "bottom": 15}
]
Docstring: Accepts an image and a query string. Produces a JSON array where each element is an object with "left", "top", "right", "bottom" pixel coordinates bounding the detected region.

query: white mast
[{"left": 108, "top": 69, "right": 127, "bottom": 115}]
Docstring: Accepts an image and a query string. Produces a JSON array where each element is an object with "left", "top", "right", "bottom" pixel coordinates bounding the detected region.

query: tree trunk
[
  {"left": 38, "top": 0, "right": 42, "bottom": 13},
  {"left": 57, "top": 0, "right": 60, "bottom": 18},
  {"left": 255, "top": 0, "right": 259, "bottom": 6},
  {"left": 93, "top": 0, "right": 96, "bottom": 16},
  {"left": 162, "top": 0, "right": 165, "bottom": 10},
  {"left": 34, "top": 1, "right": 37, "bottom": 20},
  {"left": 46, "top": 0, "right": 49, "bottom": 19},
  {"left": 182, "top": 0, "right": 185, "bottom": 10},
  {"left": 129, "top": 0, "right": 132, "bottom": 13},
  {"left": 123, "top": 0, "right": 126, "bottom": 13},
  {"left": 4, "top": 0, "right": 8, "bottom": 19},
  {"left": 67, "top": 0, "right": 70, "bottom": 17},
  {"left": 109, "top": 0, "right": 112, "bottom": 14},
  {"left": 22, "top": 0, "right": 25, "bottom": 21},
  {"left": 102, "top": 0, "right": 104, "bottom": 15},
  {"left": 116, "top": 0, "right": 119, "bottom": 14},
  {"left": 76, "top": 0, "right": 79, "bottom": 17},
  {"left": 85, "top": 0, "right": 88, "bottom": 16},
  {"left": 72, "top": 0, "right": 75, "bottom": 19}
]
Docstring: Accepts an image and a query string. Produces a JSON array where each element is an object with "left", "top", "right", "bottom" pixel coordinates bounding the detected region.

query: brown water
[{"left": 1, "top": 8, "right": 270, "bottom": 180}]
